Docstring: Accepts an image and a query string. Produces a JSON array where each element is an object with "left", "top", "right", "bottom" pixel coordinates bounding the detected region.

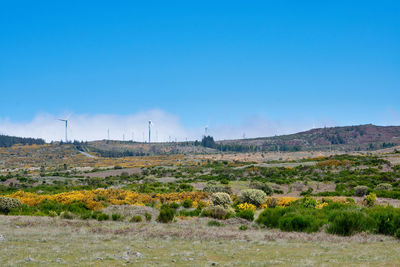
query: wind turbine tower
[
  {"left": 148, "top": 120, "right": 152, "bottom": 143},
  {"left": 58, "top": 119, "right": 68, "bottom": 143}
]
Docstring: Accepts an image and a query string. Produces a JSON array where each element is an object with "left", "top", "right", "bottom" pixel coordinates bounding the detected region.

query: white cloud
[{"left": 0, "top": 110, "right": 336, "bottom": 142}]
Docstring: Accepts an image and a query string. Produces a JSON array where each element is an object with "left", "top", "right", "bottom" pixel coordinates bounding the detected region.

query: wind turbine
[
  {"left": 148, "top": 120, "right": 153, "bottom": 143},
  {"left": 58, "top": 118, "right": 68, "bottom": 143}
]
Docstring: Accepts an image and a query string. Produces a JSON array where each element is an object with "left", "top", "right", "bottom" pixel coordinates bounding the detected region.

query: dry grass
[{"left": 1, "top": 215, "right": 400, "bottom": 266}]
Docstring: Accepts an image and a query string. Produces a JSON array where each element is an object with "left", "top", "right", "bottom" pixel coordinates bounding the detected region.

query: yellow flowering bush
[
  {"left": 277, "top": 197, "right": 298, "bottom": 207},
  {"left": 6, "top": 189, "right": 208, "bottom": 210},
  {"left": 315, "top": 202, "right": 328, "bottom": 209},
  {"left": 237, "top": 202, "right": 256, "bottom": 211}
]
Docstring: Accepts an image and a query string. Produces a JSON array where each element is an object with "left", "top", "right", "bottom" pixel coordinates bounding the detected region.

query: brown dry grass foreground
[{"left": 1, "top": 216, "right": 400, "bottom": 266}]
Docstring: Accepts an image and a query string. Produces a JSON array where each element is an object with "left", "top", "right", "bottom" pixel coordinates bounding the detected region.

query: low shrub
[
  {"left": 237, "top": 209, "right": 254, "bottom": 221},
  {"left": 201, "top": 205, "right": 235, "bottom": 220},
  {"left": 208, "top": 220, "right": 222, "bottom": 227},
  {"left": 375, "top": 183, "right": 393, "bottom": 191},
  {"left": 396, "top": 229, "right": 400, "bottom": 239},
  {"left": 249, "top": 181, "right": 273, "bottom": 196},
  {"left": 278, "top": 213, "right": 321, "bottom": 233},
  {"left": 265, "top": 197, "right": 278, "bottom": 208},
  {"left": 97, "top": 213, "right": 110, "bottom": 221},
  {"left": 60, "top": 211, "right": 74, "bottom": 220},
  {"left": 0, "top": 197, "right": 22, "bottom": 213},
  {"left": 354, "top": 186, "right": 369, "bottom": 197},
  {"left": 367, "top": 206, "right": 400, "bottom": 235},
  {"left": 210, "top": 192, "right": 232, "bottom": 209},
  {"left": 179, "top": 208, "right": 201, "bottom": 217},
  {"left": 239, "top": 225, "right": 248, "bottom": 231},
  {"left": 157, "top": 207, "right": 174, "bottom": 223},
  {"left": 48, "top": 211, "right": 58, "bottom": 217},
  {"left": 169, "top": 202, "right": 180, "bottom": 209},
  {"left": 298, "top": 197, "right": 317, "bottom": 208},
  {"left": 256, "top": 207, "right": 286, "bottom": 228},
  {"left": 327, "top": 210, "right": 375, "bottom": 236},
  {"left": 112, "top": 213, "right": 122, "bottom": 221},
  {"left": 130, "top": 215, "right": 142, "bottom": 223},
  {"left": 364, "top": 193, "right": 377, "bottom": 207},
  {"left": 144, "top": 212, "right": 152, "bottom": 221},
  {"left": 182, "top": 198, "right": 193, "bottom": 208},
  {"left": 239, "top": 189, "right": 266, "bottom": 206}
]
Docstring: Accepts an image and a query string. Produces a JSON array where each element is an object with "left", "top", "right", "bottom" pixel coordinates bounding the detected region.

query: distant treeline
[
  {"left": 198, "top": 136, "right": 301, "bottom": 152},
  {"left": 199, "top": 136, "right": 397, "bottom": 152},
  {"left": 0, "top": 135, "right": 46, "bottom": 147}
]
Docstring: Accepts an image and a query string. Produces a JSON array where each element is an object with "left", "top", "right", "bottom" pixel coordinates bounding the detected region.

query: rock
[
  {"left": 25, "top": 257, "right": 35, "bottom": 262},
  {"left": 55, "top": 258, "right": 64, "bottom": 263},
  {"left": 211, "top": 262, "right": 219, "bottom": 266},
  {"left": 133, "top": 252, "right": 143, "bottom": 258},
  {"left": 171, "top": 259, "right": 176, "bottom": 263},
  {"left": 97, "top": 257, "right": 103, "bottom": 261},
  {"left": 0, "top": 234, "right": 5, "bottom": 241},
  {"left": 121, "top": 253, "right": 130, "bottom": 261}
]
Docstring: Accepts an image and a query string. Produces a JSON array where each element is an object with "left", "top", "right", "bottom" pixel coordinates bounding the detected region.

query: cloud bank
[{"left": 0, "top": 110, "right": 331, "bottom": 142}]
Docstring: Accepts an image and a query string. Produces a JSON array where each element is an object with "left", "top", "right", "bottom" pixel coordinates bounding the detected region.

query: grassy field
[{"left": 1, "top": 215, "right": 400, "bottom": 266}]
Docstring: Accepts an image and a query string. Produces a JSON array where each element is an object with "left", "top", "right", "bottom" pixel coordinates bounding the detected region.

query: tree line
[{"left": 0, "top": 135, "right": 45, "bottom": 147}]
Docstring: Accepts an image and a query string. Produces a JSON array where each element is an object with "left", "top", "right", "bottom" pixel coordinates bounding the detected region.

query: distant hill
[
  {"left": 218, "top": 124, "right": 400, "bottom": 152},
  {"left": 0, "top": 134, "right": 46, "bottom": 147},
  {"left": 81, "top": 124, "right": 400, "bottom": 156}
]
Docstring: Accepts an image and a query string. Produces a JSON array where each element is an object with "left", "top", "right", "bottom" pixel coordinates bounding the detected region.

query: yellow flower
[{"left": 237, "top": 202, "right": 256, "bottom": 211}]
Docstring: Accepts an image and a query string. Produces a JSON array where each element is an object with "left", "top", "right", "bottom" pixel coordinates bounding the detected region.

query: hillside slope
[{"left": 218, "top": 124, "right": 400, "bottom": 152}]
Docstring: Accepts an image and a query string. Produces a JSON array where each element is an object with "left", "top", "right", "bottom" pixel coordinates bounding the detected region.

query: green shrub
[
  {"left": 97, "top": 213, "right": 110, "bottom": 221},
  {"left": 256, "top": 207, "right": 286, "bottom": 228},
  {"left": 239, "top": 189, "right": 266, "bottom": 206},
  {"left": 48, "top": 211, "right": 58, "bottom": 217},
  {"left": 249, "top": 181, "right": 273, "bottom": 196},
  {"left": 279, "top": 213, "right": 321, "bottom": 233},
  {"left": 201, "top": 205, "right": 235, "bottom": 220},
  {"left": 208, "top": 220, "right": 222, "bottom": 227},
  {"left": 210, "top": 192, "right": 232, "bottom": 209},
  {"left": 354, "top": 186, "right": 369, "bottom": 197},
  {"left": 203, "top": 183, "right": 232, "bottom": 194},
  {"left": 0, "top": 197, "right": 22, "bottom": 213},
  {"left": 144, "top": 212, "right": 152, "bottom": 221},
  {"left": 239, "top": 225, "right": 248, "bottom": 231},
  {"left": 364, "top": 193, "right": 377, "bottom": 207},
  {"left": 179, "top": 208, "right": 201, "bottom": 217},
  {"left": 130, "top": 215, "right": 142, "bottom": 223},
  {"left": 169, "top": 202, "right": 180, "bottom": 209},
  {"left": 327, "top": 210, "right": 375, "bottom": 236},
  {"left": 299, "top": 197, "right": 317, "bottom": 208},
  {"left": 375, "top": 183, "right": 393, "bottom": 191},
  {"left": 112, "top": 213, "right": 122, "bottom": 221},
  {"left": 60, "top": 211, "right": 74, "bottom": 220},
  {"left": 367, "top": 206, "right": 400, "bottom": 235},
  {"left": 182, "top": 199, "right": 193, "bottom": 208},
  {"left": 221, "top": 179, "right": 230, "bottom": 185},
  {"left": 236, "top": 209, "right": 254, "bottom": 221},
  {"left": 265, "top": 197, "right": 278, "bottom": 208},
  {"left": 157, "top": 207, "right": 174, "bottom": 223},
  {"left": 395, "top": 228, "right": 400, "bottom": 239}
]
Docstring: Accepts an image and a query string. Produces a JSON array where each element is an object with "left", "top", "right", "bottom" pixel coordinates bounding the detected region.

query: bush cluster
[
  {"left": 239, "top": 189, "right": 266, "bottom": 206},
  {"left": 210, "top": 192, "right": 232, "bottom": 209},
  {"left": 257, "top": 199, "right": 400, "bottom": 238},
  {"left": 0, "top": 197, "right": 22, "bottom": 213},
  {"left": 354, "top": 186, "right": 369, "bottom": 197},
  {"left": 157, "top": 206, "right": 174, "bottom": 223},
  {"left": 249, "top": 181, "right": 273, "bottom": 195}
]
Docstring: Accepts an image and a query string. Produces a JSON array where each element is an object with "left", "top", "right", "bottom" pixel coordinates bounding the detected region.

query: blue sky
[{"left": 0, "top": 1, "right": 399, "bottom": 141}]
